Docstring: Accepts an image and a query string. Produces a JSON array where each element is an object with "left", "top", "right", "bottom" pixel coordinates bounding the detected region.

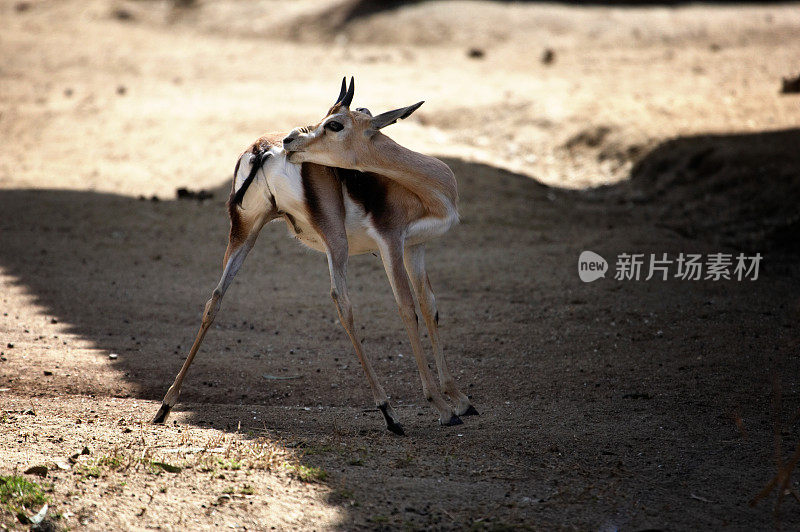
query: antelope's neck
[{"left": 365, "top": 134, "right": 458, "bottom": 202}]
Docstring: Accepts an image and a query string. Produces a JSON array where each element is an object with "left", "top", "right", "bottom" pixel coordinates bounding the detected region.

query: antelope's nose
[{"left": 283, "top": 128, "right": 302, "bottom": 149}]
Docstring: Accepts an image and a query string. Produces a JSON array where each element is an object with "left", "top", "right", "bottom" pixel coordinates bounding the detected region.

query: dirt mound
[{"left": 622, "top": 128, "right": 800, "bottom": 252}]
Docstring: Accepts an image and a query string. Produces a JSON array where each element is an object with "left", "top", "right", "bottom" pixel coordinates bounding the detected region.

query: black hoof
[
  {"left": 442, "top": 414, "right": 463, "bottom": 426},
  {"left": 152, "top": 403, "right": 172, "bottom": 424},
  {"left": 386, "top": 421, "right": 405, "bottom": 436},
  {"left": 462, "top": 405, "right": 480, "bottom": 417},
  {"left": 378, "top": 403, "right": 405, "bottom": 436}
]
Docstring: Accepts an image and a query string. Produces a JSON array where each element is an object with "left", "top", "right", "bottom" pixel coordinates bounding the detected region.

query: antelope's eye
[{"left": 324, "top": 120, "right": 344, "bottom": 132}]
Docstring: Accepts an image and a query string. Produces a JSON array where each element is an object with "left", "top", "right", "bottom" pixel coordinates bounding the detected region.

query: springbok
[{"left": 153, "top": 78, "right": 476, "bottom": 434}]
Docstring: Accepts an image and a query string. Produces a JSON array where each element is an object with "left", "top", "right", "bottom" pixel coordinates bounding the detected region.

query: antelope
[{"left": 153, "top": 78, "right": 477, "bottom": 434}]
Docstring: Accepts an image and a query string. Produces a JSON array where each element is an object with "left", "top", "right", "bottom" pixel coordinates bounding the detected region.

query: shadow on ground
[{"left": 1, "top": 128, "right": 800, "bottom": 528}]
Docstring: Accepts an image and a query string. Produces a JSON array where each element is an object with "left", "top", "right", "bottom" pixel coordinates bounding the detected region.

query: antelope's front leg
[
  {"left": 325, "top": 244, "right": 404, "bottom": 435},
  {"left": 378, "top": 236, "right": 461, "bottom": 427}
]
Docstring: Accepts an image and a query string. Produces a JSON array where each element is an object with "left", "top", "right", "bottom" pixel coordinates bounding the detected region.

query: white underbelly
[
  {"left": 289, "top": 210, "right": 456, "bottom": 255},
  {"left": 276, "top": 182, "right": 456, "bottom": 255},
  {"left": 342, "top": 190, "right": 380, "bottom": 255},
  {"left": 286, "top": 211, "right": 379, "bottom": 256}
]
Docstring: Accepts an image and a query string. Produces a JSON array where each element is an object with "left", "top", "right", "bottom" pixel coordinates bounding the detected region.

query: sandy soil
[{"left": 1, "top": 0, "right": 800, "bottom": 529}]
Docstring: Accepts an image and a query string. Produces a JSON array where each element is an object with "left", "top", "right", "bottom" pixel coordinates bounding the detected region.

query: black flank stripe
[{"left": 232, "top": 150, "right": 265, "bottom": 207}]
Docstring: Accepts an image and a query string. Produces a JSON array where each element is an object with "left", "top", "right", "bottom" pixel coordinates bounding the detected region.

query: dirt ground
[{"left": 2, "top": 0, "right": 800, "bottom": 530}]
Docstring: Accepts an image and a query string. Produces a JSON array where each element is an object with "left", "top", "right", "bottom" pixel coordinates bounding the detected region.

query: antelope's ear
[{"left": 370, "top": 101, "right": 424, "bottom": 130}]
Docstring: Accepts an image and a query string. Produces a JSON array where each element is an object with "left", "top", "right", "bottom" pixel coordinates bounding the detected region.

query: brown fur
[{"left": 300, "top": 162, "right": 345, "bottom": 239}]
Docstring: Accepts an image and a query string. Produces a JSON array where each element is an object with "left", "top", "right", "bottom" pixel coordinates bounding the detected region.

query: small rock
[
  {"left": 24, "top": 465, "right": 48, "bottom": 477},
  {"left": 69, "top": 446, "right": 90, "bottom": 463},
  {"left": 467, "top": 48, "right": 485, "bottom": 59},
  {"left": 7, "top": 343, "right": 14, "bottom": 348},
  {"left": 50, "top": 318, "right": 58, "bottom": 324},
  {"left": 43, "top": 370, "right": 53, "bottom": 376},
  {"left": 15, "top": 2, "right": 31, "bottom": 12},
  {"left": 116, "top": 85, "right": 127, "bottom": 96},
  {"left": 781, "top": 74, "right": 800, "bottom": 94},
  {"left": 176, "top": 187, "right": 213, "bottom": 201},
  {"left": 542, "top": 48, "right": 555, "bottom": 65},
  {"left": 63, "top": 88, "right": 73, "bottom": 98},
  {"left": 113, "top": 8, "right": 133, "bottom": 21},
  {"left": 23, "top": 409, "right": 35, "bottom": 416},
  {"left": 109, "top": 353, "right": 119, "bottom": 360}
]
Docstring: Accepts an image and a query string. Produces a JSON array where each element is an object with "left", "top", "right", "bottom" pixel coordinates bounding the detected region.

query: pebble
[
  {"left": 109, "top": 353, "right": 119, "bottom": 360},
  {"left": 24, "top": 465, "right": 48, "bottom": 477}
]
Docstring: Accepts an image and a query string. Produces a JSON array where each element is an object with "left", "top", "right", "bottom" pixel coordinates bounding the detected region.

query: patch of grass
[
  {"left": 240, "top": 485, "right": 255, "bottom": 495},
  {"left": 96, "top": 454, "right": 124, "bottom": 469},
  {"left": 285, "top": 463, "right": 328, "bottom": 483},
  {"left": 0, "top": 475, "right": 49, "bottom": 522},
  {"left": 469, "top": 521, "right": 528, "bottom": 532},
  {"left": 77, "top": 464, "right": 103, "bottom": 479},
  {"left": 217, "top": 458, "right": 242, "bottom": 471},
  {"left": 369, "top": 514, "right": 389, "bottom": 524},
  {"left": 200, "top": 457, "right": 242, "bottom": 472},
  {"left": 76, "top": 448, "right": 131, "bottom": 479},
  {"left": 303, "top": 444, "right": 334, "bottom": 456},
  {"left": 393, "top": 452, "right": 415, "bottom": 468},
  {"left": 331, "top": 488, "right": 358, "bottom": 506},
  {"left": 145, "top": 461, "right": 182, "bottom": 474},
  {"left": 77, "top": 449, "right": 182, "bottom": 478}
]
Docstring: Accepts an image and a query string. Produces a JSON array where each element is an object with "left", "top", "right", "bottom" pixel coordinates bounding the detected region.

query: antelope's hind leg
[
  {"left": 152, "top": 234, "right": 261, "bottom": 423},
  {"left": 153, "top": 166, "right": 273, "bottom": 423},
  {"left": 404, "top": 244, "right": 478, "bottom": 417},
  {"left": 379, "top": 236, "right": 461, "bottom": 427}
]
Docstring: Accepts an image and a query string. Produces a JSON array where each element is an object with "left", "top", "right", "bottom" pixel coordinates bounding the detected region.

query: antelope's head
[{"left": 283, "top": 77, "right": 423, "bottom": 169}]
